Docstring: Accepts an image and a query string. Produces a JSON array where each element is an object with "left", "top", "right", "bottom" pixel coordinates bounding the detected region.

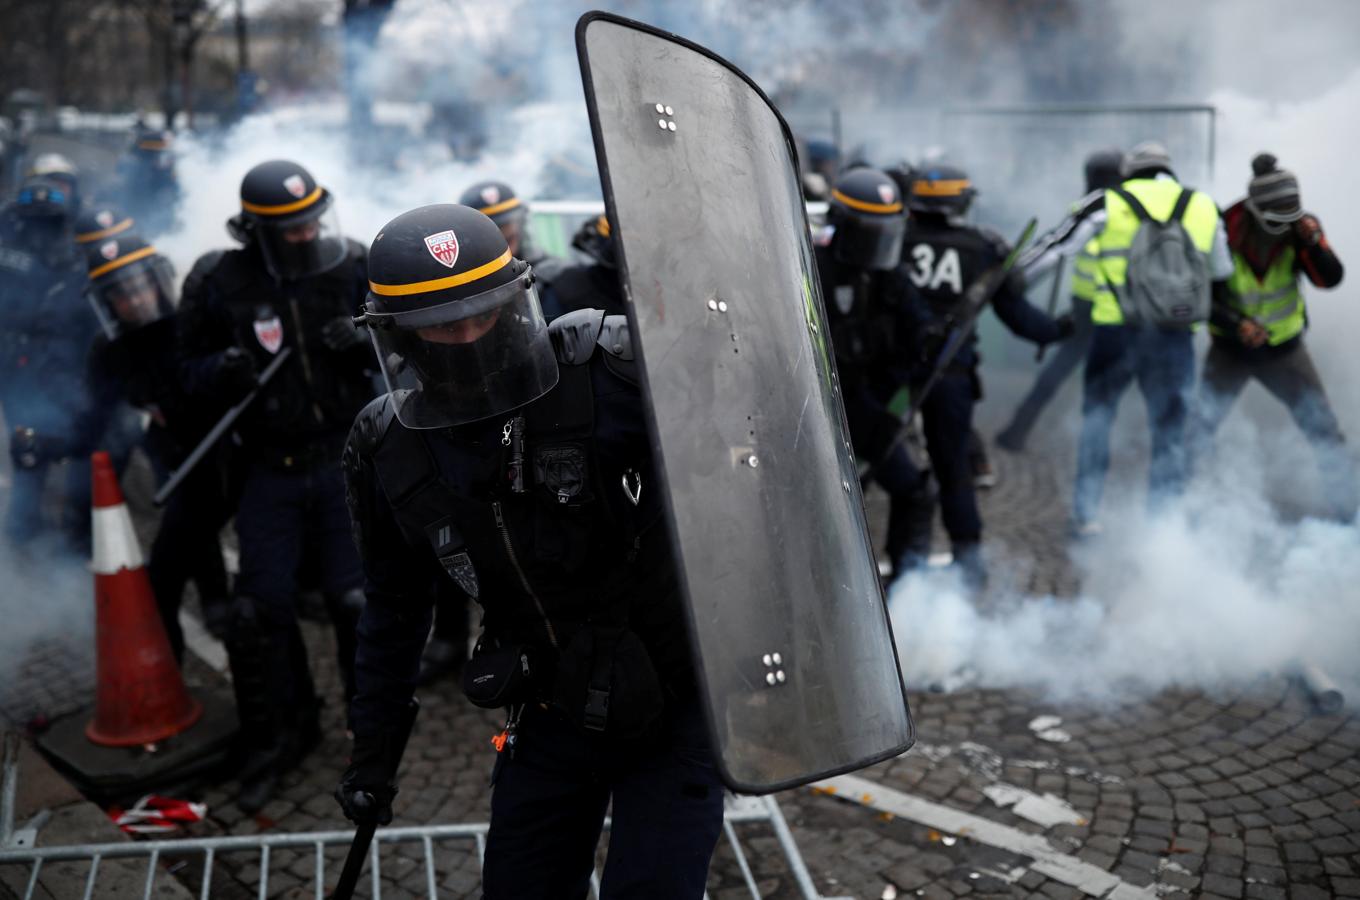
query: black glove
[
  {"left": 1053, "top": 312, "right": 1076, "bottom": 341},
  {"left": 334, "top": 732, "right": 397, "bottom": 826},
  {"left": 321, "top": 316, "right": 364, "bottom": 353},
  {"left": 214, "top": 347, "right": 258, "bottom": 398}
]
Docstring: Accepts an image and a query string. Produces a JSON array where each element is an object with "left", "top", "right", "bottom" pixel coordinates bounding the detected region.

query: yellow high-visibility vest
[
  {"left": 1210, "top": 248, "right": 1306, "bottom": 346},
  {"left": 1088, "top": 178, "right": 1220, "bottom": 326}
]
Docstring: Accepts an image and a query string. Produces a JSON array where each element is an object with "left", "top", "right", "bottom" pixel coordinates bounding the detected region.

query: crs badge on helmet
[
  {"left": 576, "top": 12, "right": 914, "bottom": 793},
  {"left": 424, "top": 230, "right": 460, "bottom": 268}
]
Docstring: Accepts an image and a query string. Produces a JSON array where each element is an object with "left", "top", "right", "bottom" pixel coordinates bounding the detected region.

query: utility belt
[
  {"left": 246, "top": 435, "right": 347, "bottom": 472},
  {"left": 461, "top": 620, "right": 666, "bottom": 741}
]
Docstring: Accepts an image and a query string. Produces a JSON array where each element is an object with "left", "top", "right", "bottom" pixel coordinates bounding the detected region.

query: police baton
[
  {"left": 331, "top": 698, "right": 421, "bottom": 900},
  {"left": 152, "top": 347, "right": 293, "bottom": 507},
  {"left": 860, "top": 218, "right": 1037, "bottom": 482}
]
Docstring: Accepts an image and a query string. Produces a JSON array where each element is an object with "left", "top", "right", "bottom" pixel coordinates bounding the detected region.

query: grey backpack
[{"left": 1111, "top": 186, "right": 1210, "bottom": 328}]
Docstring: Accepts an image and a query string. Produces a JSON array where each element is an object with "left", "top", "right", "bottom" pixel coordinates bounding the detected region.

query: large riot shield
[{"left": 577, "top": 12, "right": 914, "bottom": 793}]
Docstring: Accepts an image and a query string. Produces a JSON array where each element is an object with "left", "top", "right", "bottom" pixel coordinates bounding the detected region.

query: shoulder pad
[
  {"left": 182, "top": 249, "right": 246, "bottom": 300},
  {"left": 184, "top": 249, "right": 226, "bottom": 282},
  {"left": 597, "top": 314, "right": 634, "bottom": 361},
  {"left": 977, "top": 226, "right": 1012, "bottom": 259},
  {"left": 348, "top": 393, "right": 399, "bottom": 458},
  {"left": 548, "top": 307, "right": 605, "bottom": 365}
]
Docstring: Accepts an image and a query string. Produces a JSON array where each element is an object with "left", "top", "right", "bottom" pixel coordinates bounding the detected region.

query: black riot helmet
[
  {"left": 75, "top": 205, "right": 134, "bottom": 245},
  {"left": 571, "top": 214, "right": 617, "bottom": 269},
  {"left": 357, "top": 204, "right": 559, "bottom": 429},
  {"left": 459, "top": 180, "right": 530, "bottom": 256},
  {"left": 84, "top": 231, "right": 175, "bottom": 340},
  {"left": 228, "top": 159, "right": 345, "bottom": 281},
  {"left": 827, "top": 167, "right": 907, "bottom": 271},
  {"left": 13, "top": 175, "right": 76, "bottom": 221},
  {"left": 131, "top": 127, "right": 175, "bottom": 172},
  {"left": 1083, "top": 147, "right": 1124, "bottom": 194},
  {"left": 906, "top": 164, "right": 976, "bottom": 219},
  {"left": 26, "top": 153, "right": 80, "bottom": 209}
]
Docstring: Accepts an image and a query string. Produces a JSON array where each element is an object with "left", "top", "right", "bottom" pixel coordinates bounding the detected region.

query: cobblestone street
[{"left": 3, "top": 373, "right": 1358, "bottom": 899}]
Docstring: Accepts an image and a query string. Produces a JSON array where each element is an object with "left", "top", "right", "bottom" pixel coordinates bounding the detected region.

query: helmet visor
[
  {"left": 832, "top": 214, "right": 906, "bottom": 271},
  {"left": 367, "top": 271, "right": 560, "bottom": 429},
  {"left": 256, "top": 201, "right": 346, "bottom": 280},
  {"left": 89, "top": 256, "right": 176, "bottom": 340}
]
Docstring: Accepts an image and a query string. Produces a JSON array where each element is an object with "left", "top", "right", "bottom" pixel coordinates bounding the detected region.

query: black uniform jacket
[
  {"left": 899, "top": 215, "right": 1062, "bottom": 374},
  {"left": 343, "top": 311, "right": 692, "bottom": 736},
  {"left": 176, "top": 240, "right": 373, "bottom": 454}
]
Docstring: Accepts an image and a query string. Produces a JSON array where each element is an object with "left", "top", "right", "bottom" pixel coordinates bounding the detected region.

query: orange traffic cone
[{"left": 85, "top": 451, "right": 203, "bottom": 746}]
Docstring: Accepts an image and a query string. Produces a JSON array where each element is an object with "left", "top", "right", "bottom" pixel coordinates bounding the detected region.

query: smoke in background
[{"left": 884, "top": 1, "right": 1360, "bottom": 709}]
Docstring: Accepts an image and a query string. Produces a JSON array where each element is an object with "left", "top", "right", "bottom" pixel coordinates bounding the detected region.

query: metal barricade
[{"left": 0, "top": 793, "right": 847, "bottom": 900}]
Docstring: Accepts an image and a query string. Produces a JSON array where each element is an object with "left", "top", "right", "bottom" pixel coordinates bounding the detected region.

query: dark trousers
[
  {"left": 482, "top": 700, "right": 724, "bottom": 900},
  {"left": 232, "top": 459, "right": 364, "bottom": 730},
  {"left": 844, "top": 382, "right": 935, "bottom": 573},
  {"left": 148, "top": 462, "right": 232, "bottom": 663},
  {"left": 920, "top": 372, "right": 982, "bottom": 546},
  {"left": 999, "top": 299, "right": 1094, "bottom": 448},
  {"left": 1194, "top": 339, "right": 1358, "bottom": 520},
  {"left": 1074, "top": 325, "right": 1195, "bottom": 522}
]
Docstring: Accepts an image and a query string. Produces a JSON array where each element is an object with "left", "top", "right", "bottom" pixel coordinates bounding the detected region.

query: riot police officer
[
  {"left": 177, "top": 159, "right": 374, "bottom": 811},
  {"left": 538, "top": 214, "right": 625, "bottom": 320},
  {"left": 815, "top": 167, "right": 935, "bottom": 576},
  {"left": 0, "top": 175, "right": 98, "bottom": 551},
  {"left": 82, "top": 230, "right": 231, "bottom": 660},
  {"left": 900, "top": 165, "right": 1070, "bottom": 578},
  {"left": 111, "top": 126, "right": 180, "bottom": 238},
  {"left": 337, "top": 204, "right": 722, "bottom": 898},
  {"left": 457, "top": 180, "right": 550, "bottom": 268}
]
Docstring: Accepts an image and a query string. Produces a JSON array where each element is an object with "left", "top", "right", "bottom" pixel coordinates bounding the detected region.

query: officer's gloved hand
[
  {"left": 335, "top": 732, "right": 397, "bottom": 827},
  {"left": 214, "top": 347, "right": 258, "bottom": 398},
  {"left": 1053, "top": 312, "right": 1076, "bottom": 341},
  {"left": 321, "top": 316, "right": 364, "bottom": 353}
]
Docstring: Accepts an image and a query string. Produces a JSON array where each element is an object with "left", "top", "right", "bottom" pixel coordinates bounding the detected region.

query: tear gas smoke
[
  {"left": 0, "top": 535, "right": 95, "bottom": 721},
  {"left": 886, "top": 2, "right": 1360, "bottom": 710}
]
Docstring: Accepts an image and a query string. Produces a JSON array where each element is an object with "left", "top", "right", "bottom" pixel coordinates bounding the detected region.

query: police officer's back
[
  {"left": 339, "top": 204, "right": 721, "bottom": 898},
  {"left": 898, "top": 166, "right": 1067, "bottom": 574}
]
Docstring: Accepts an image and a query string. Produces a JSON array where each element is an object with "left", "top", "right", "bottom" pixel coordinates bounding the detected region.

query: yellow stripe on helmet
[
  {"left": 478, "top": 197, "right": 522, "bottom": 217},
  {"left": 831, "top": 189, "right": 902, "bottom": 215},
  {"left": 912, "top": 179, "right": 972, "bottom": 198},
  {"left": 241, "top": 186, "right": 323, "bottom": 216},
  {"left": 369, "top": 249, "right": 513, "bottom": 298},
  {"left": 75, "top": 219, "right": 134, "bottom": 243},
  {"left": 89, "top": 245, "right": 157, "bottom": 280}
]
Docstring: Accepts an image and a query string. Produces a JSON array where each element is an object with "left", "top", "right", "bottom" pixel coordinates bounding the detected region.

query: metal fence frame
[{"left": 0, "top": 793, "right": 846, "bottom": 900}]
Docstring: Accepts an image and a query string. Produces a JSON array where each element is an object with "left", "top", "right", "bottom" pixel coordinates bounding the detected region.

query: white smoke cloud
[{"left": 889, "top": 481, "right": 1360, "bottom": 707}]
